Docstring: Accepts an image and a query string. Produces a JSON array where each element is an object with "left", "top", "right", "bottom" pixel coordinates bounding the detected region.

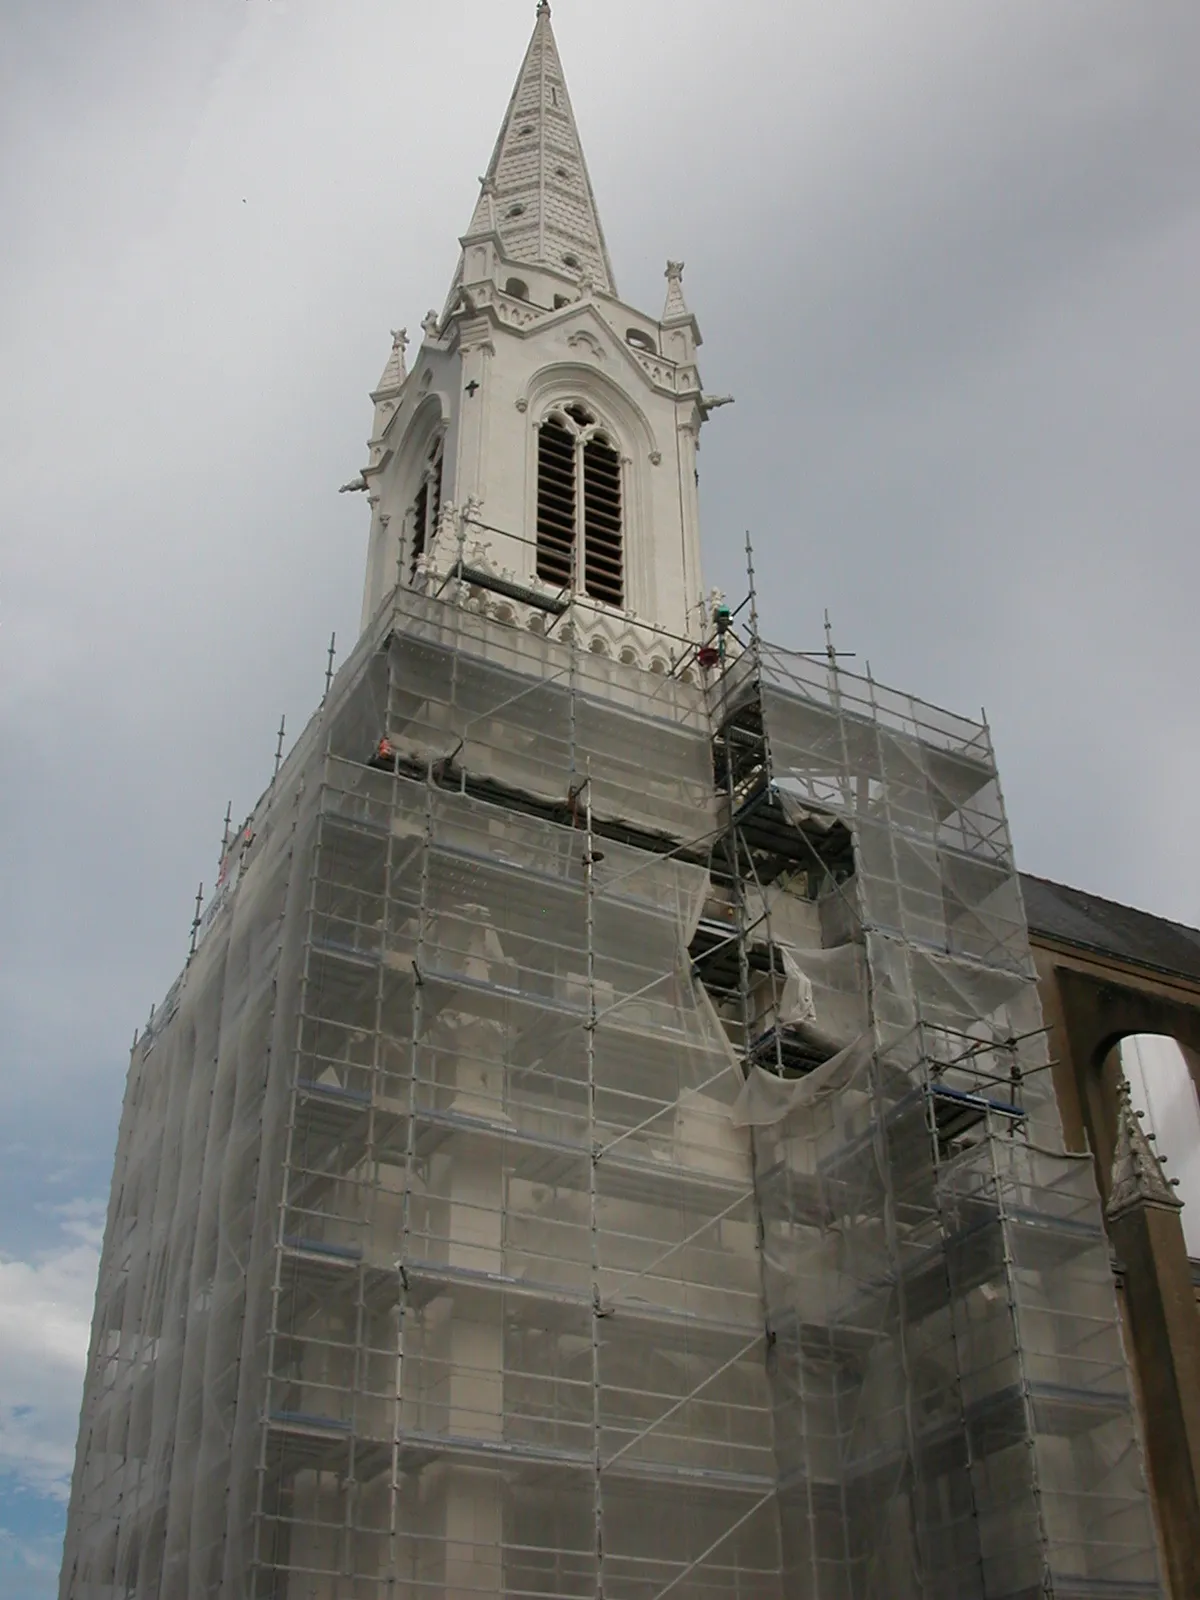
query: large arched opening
[
  {"left": 1046, "top": 962, "right": 1200, "bottom": 1594},
  {"left": 1111, "top": 1032, "right": 1200, "bottom": 1254}
]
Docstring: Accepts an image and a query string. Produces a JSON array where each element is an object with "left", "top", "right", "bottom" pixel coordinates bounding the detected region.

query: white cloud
[
  {"left": 0, "top": 1205, "right": 102, "bottom": 1501},
  {"left": 0, "top": 1525, "right": 63, "bottom": 1600}
]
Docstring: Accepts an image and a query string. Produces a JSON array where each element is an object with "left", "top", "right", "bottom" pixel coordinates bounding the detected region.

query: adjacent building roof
[
  {"left": 1021, "top": 872, "right": 1200, "bottom": 984},
  {"left": 463, "top": 2, "right": 617, "bottom": 295}
]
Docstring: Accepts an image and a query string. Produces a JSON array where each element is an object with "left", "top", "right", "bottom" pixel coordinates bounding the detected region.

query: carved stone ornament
[
  {"left": 700, "top": 392, "right": 735, "bottom": 417},
  {"left": 566, "top": 329, "right": 605, "bottom": 361},
  {"left": 662, "top": 259, "right": 690, "bottom": 322},
  {"left": 1107, "top": 1077, "right": 1183, "bottom": 1221},
  {"left": 649, "top": 450, "right": 662, "bottom": 466}
]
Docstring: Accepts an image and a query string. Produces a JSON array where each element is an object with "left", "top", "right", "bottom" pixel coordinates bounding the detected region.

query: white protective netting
[
  {"left": 61, "top": 592, "right": 781, "bottom": 1600},
  {"left": 60, "top": 593, "right": 1163, "bottom": 1600},
  {"left": 732, "top": 644, "right": 1163, "bottom": 1599}
]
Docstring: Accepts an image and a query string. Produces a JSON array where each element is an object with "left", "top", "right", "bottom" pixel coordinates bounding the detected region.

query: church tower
[
  {"left": 356, "top": 1, "right": 716, "bottom": 660},
  {"left": 60, "top": 9, "right": 1167, "bottom": 1600}
]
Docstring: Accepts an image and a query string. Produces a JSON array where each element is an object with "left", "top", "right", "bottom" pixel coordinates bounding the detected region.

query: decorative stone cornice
[
  {"left": 1107, "top": 1076, "right": 1183, "bottom": 1221},
  {"left": 410, "top": 513, "right": 696, "bottom": 678}
]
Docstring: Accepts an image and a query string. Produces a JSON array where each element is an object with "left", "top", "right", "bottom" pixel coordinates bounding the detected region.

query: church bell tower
[
  {"left": 357, "top": 2, "right": 720, "bottom": 663},
  {"left": 60, "top": 7, "right": 1168, "bottom": 1599}
]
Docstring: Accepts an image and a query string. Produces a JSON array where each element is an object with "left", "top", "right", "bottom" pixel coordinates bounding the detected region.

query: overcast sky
[{"left": 2, "top": 0, "right": 1198, "bottom": 1588}]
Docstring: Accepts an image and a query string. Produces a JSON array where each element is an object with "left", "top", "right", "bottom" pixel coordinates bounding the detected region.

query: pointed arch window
[
  {"left": 536, "top": 403, "right": 624, "bottom": 607},
  {"left": 409, "top": 433, "right": 444, "bottom": 581}
]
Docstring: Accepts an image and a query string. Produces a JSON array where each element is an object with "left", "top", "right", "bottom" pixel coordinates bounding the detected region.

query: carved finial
[
  {"left": 576, "top": 267, "right": 596, "bottom": 301},
  {"left": 421, "top": 309, "right": 440, "bottom": 339},
  {"left": 1107, "top": 1075, "right": 1183, "bottom": 1221},
  {"left": 663, "top": 260, "right": 690, "bottom": 322},
  {"left": 537, "top": 0, "right": 551, "bottom": 16},
  {"left": 374, "top": 326, "right": 408, "bottom": 394}
]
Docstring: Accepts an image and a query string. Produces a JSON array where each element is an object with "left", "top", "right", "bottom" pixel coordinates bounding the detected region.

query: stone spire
[
  {"left": 464, "top": 2, "right": 617, "bottom": 294},
  {"left": 1107, "top": 1076, "right": 1183, "bottom": 1221}
]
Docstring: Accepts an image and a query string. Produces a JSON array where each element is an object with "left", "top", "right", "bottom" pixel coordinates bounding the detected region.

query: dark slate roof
[{"left": 1020, "top": 873, "right": 1200, "bottom": 984}]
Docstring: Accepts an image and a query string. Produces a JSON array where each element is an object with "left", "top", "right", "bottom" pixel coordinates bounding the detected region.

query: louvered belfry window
[
  {"left": 536, "top": 403, "right": 624, "bottom": 607},
  {"left": 409, "top": 435, "right": 444, "bottom": 581},
  {"left": 535, "top": 416, "right": 576, "bottom": 589},
  {"left": 582, "top": 433, "right": 622, "bottom": 605}
]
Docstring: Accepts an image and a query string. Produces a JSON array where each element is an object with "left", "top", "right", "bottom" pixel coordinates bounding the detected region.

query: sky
[{"left": 2, "top": 0, "right": 1198, "bottom": 1590}]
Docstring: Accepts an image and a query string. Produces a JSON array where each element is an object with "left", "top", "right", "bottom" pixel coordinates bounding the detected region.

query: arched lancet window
[
  {"left": 409, "top": 433, "right": 444, "bottom": 581},
  {"left": 535, "top": 402, "right": 624, "bottom": 607}
]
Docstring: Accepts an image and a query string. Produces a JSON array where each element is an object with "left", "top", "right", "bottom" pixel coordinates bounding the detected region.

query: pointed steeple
[
  {"left": 467, "top": 2, "right": 617, "bottom": 295},
  {"left": 1107, "top": 1076, "right": 1183, "bottom": 1221}
]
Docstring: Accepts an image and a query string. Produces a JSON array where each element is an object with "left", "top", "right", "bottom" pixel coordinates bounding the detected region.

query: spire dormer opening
[{"left": 536, "top": 403, "right": 624, "bottom": 608}]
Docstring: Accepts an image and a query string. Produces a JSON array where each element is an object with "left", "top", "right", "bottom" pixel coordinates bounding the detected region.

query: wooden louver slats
[
  {"left": 409, "top": 439, "right": 444, "bottom": 583},
  {"left": 583, "top": 435, "right": 623, "bottom": 606},
  {"left": 429, "top": 444, "right": 442, "bottom": 531},
  {"left": 409, "top": 481, "right": 429, "bottom": 580},
  {"left": 536, "top": 418, "right": 577, "bottom": 587}
]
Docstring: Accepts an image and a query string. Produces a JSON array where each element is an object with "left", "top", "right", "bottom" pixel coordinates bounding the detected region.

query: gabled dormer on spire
[{"left": 463, "top": 1, "right": 616, "bottom": 296}]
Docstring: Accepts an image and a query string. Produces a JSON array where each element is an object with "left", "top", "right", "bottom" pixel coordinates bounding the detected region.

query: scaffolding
[
  {"left": 60, "top": 568, "right": 1164, "bottom": 1600},
  {"left": 699, "top": 570, "right": 1164, "bottom": 1600}
]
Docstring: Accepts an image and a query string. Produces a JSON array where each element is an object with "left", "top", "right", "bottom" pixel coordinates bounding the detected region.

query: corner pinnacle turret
[
  {"left": 461, "top": 2, "right": 616, "bottom": 295},
  {"left": 1107, "top": 1076, "right": 1184, "bottom": 1220}
]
